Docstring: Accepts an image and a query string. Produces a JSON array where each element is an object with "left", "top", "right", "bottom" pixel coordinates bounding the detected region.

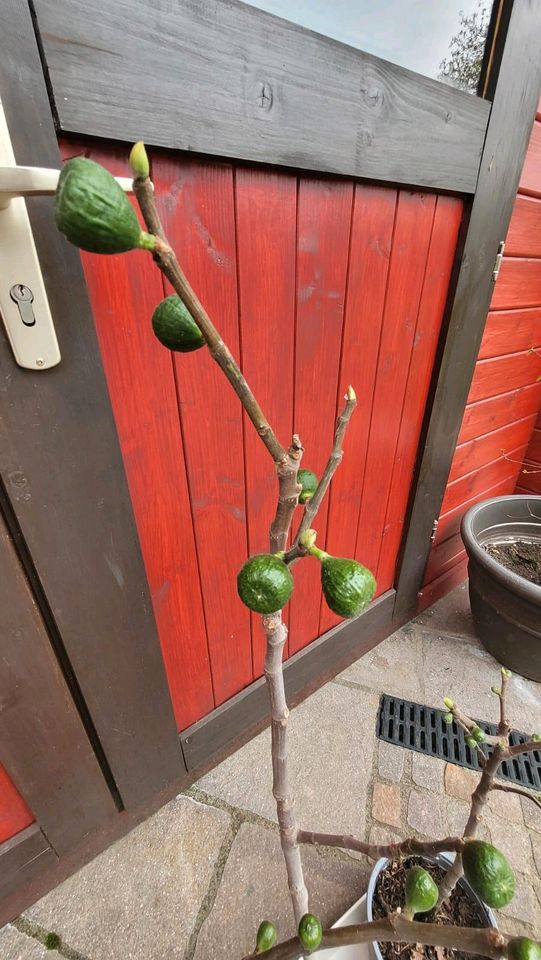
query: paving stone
[
  {"left": 193, "top": 821, "right": 369, "bottom": 960},
  {"left": 484, "top": 813, "right": 533, "bottom": 873},
  {"left": 0, "top": 926, "right": 62, "bottom": 960},
  {"left": 485, "top": 787, "right": 523, "bottom": 824},
  {"left": 499, "top": 875, "right": 540, "bottom": 927},
  {"left": 412, "top": 753, "right": 444, "bottom": 794},
  {"left": 521, "top": 794, "right": 541, "bottom": 833},
  {"left": 413, "top": 583, "right": 476, "bottom": 642},
  {"left": 372, "top": 782, "right": 401, "bottom": 828},
  {"left": 27, "top": 796, "right": 230, "bottom": 960},
  {"left": 444, "top": 763, "right": 478, "bottom": 803},
  {"left": 421, "top": 631, "right": 541, "bottom": 730},
  {"left": 199, "top": 683, "right": 379, "bottom": 837},
  {"left": 378, "top": 741, "right": 405, "bottom": 783},
  {"left": 337, "top": 626, "right": 425, "bottom": 700},
  {"left": 407, "top": 789, "right": 445, "bottom": 840},
  {"left": 443, "top": 796, "right": 470, "bottom": 839}
]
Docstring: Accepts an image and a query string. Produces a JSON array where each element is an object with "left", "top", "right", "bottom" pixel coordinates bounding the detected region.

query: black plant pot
[{"left": 461, "top": 495, "right": 541, "bottom": 682}]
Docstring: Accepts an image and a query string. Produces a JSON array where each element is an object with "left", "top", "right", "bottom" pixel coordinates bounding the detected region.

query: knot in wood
[{"left": 256, "top": 81, "right": 273, "bottom": 112}]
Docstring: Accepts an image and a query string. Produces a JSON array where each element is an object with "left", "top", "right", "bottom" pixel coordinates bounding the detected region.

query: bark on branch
[
  {"left": 297, "top": 830, "right": 465, "bottom": 859},
  {"left": 241, "top": 915, "right": 508, "bottom": 960}
]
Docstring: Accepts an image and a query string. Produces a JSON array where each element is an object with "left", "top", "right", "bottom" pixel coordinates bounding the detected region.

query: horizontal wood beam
[
  {"left": 181, "top": 591, "right": 396, "bottom": 771},
  {"left": 33, "top": 0, "right": 490, "bottom": 192},
  {"left": 0, "top": 826, "right": 57, "bottom": 900}
]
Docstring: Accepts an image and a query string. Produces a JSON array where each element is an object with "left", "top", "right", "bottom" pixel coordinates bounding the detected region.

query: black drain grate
[{"left": 377, "top": 695, "right": 541, "bottom": 790}]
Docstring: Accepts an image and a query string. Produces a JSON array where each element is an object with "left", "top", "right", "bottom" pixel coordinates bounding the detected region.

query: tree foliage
[{"left": 439, "top": 3, "right": 490, "bottom": 93}]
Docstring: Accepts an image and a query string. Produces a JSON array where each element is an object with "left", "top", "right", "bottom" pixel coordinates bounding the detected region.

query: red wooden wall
[
  {"left": 54, "top": 139, "right": 462, "bottom": 733},
  {"left": 420, "top": 101, "right": 541, "bottom": 608},
  {"left": 516, "top": 408, "right": 541, "bottom": 496}
]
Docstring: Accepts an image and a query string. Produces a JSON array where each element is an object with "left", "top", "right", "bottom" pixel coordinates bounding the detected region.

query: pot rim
[
  {"left": 366, "top": 852, "right": 497, "bottom": 960},
  {"left": 461, "top": 495, "right": 541, "bottom": 603}
]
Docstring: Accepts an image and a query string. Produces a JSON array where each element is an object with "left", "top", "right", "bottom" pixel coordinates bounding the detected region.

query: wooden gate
[{"left": 1, "top": 0, "right": 540, "bottom": 920}]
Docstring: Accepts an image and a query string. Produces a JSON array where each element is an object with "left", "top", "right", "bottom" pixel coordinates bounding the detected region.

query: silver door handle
[{"left": 0, "top": 97, "right": 132, "bottom": 370}]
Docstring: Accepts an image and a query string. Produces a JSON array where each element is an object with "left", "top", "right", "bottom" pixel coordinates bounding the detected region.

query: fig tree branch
[
  {"left": 497, "top": 668, "right": 511, "bottom": 736},
  {"left": 132, "top": 174, "right": 287, "bottom": 465},
  {"left": 296, "top": 830, "right": 465, "bottom": 859},
  {"left": 289, "top": 387, "right": 357, "bottom": 553},
  {"left": 508, "top": 739, "right": 541, "bottom": 757},
  {"left": 240, "top": 915, "right": 509, "bottom": 960},
  {"left": 490, "top": 782, "right": 541, "bottom": 810}
]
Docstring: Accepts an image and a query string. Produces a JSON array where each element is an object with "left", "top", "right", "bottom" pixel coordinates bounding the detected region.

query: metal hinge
[
  {"left": 430, "top": 519, "right": 438, "bottom": 543},
  {"left": 492, "top": 240, "right": 505, "bottom": 281}
]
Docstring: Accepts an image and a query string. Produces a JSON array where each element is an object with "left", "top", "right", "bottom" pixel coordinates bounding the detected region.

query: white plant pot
[{"left": 299, "top": 894, "right": 370, "bottom": 959}]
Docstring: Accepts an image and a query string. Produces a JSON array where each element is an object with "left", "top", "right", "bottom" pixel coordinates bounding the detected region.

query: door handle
[{"left": 0, "top": 97, "right": 132, "bottom": 370}]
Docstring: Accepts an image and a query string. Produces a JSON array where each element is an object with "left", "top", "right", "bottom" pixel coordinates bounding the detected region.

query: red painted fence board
[
  {"left": 449, "top": 415, "right": 537, "bottom": 484},
  {"left": 490, "top": 258, "right": 541, "bottom": 310},
  {"left": 320, "top": 185, "right": 396, "bottom": 634},
  {"left": 478, "top": 307, "right": 541, "bottom": 359},
  {"left": 65, "top": 143, "right": 214, "bottom": 731},
  {"left": 468, "top": 351, "right": 541, "bottom": 403},
  {"left": 441, "top": 443, "right": 529, "bottom": 517},
  {"left": 289, "top": 179, "right": 353, "bottom": 655},
  {"left": 519, "top": 120, "right": 541, "bottom": 198},
  {"left": 0, "top": 766, "right": 33, "bottom": 844},
  {"left": 505, "top": 196, "right": 541, "bottom": 257},
  {"left": 459, "top": 383, "right": 541, "bottom": 444}
]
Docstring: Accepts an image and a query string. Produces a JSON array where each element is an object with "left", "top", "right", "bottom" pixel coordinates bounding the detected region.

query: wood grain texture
[
  {"left": 33, "top": 0, "right": 489, "bottom": 192},
  {"left": 377, "top": 196, "right": 463, "bottom": 593},
  {"left": 459, "top": 384, "right": 541, "bottom": 443},
  {"left": 0, "top": 826, "right": 56, "bottom": 901},
  {"left": 440, "top": 442, "right": 529, "bottom": 516},
  {"left": 490, "top": 257, "right": 541, "bottom": 310},
  {"left": 74, "top": 144, "right": 214, "bottom": 731},
  {"left": 394, "top": 0, "right": 541, "bottom": 619},
  {"left": 0, "top": 766, "right": 33, "bottom": 845},
  {"left": 449, "top": 414, "right": 538, "bottom": 483},
  {"left": 435, "top": 472, "right": 520, "bottom": 546},
  {"left": 468, "top": 350, "right": 541, "bottom": 402},
  {"left": 289, "top": 178, "right": 353, "bottom": 654},
  {"left": 320, "top": 185, "right": 396, "bottom": 634},
  {"left": 478, "top": 306, "right": 541, "bottom": 359},
  {"left": 519, "top": 120, "right": 541, "bottom": 198},
  {"left": 356, "top": 192, "right": 436, "bottom": 581},
  {"left": 0, "top": 512, "right": 117, "bottom": 853},
  {"left": 234, "top": 168, "right": 297, "bottom": 675},
  {"left": 152, "top": 155, "right": 251, "bottom": 705},
  {"left": 505, "top": 195, "right": 541, "bottom": 256},
  {"left": 0, "top": 0, "right": 183, "bottom": 812}
]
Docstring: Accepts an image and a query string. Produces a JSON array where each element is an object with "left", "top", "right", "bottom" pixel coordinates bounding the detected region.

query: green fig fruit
[
  {"left": 309, "top": 547, "right": 376, "bottom": 619},
  {"left": 297, "top": 469, "right": 318, "bottom": 504},
  {"left": 404, "top": 866, "right": 439, "bottom": 919},
  {"left": 507, "top": 937, "right": 541, "bottom": 960},
  {"left": 152, "top": 295, "right": 205, "bottom": 352},
  {"left": 462, "top": 840, "right": 515, "bottom": 909},
  {"left": 237, "top": 554, "right": 293, "bottom": 614},
  {"left": 442, "top": 712, "right": 453, "bottom": 724},
  {"left": 298, "top": 913, "right": 323, "bottom": 952},
  {"left": 55, "top": 157, "right": 154, "bottom": 254},
  {"left": 255, "top": 920, "right": 277, "bottom": 953}
]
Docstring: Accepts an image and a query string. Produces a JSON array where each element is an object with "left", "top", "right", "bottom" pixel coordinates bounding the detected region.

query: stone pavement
[{"left": 2, "top": 584, "right": 541, "bottom": 959}]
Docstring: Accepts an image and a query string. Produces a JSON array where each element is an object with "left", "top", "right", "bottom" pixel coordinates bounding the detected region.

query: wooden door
[{"left": 1, "top": 0, "right": 540, "bottom": 920}]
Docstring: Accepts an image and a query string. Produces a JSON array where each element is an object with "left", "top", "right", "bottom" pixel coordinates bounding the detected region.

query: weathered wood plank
[
  {"left": 459, "top": 383, "right": 541, "bottom": 443},
  {"left": 32, "top": 0, "right": 489, "bottom": 191},
  {"left": 478, "top": 306, "right": 541, "bottom": 359},
  {"left": 0, "top": 0, "right": 184, "bottom": 807},
  {"left": 0, "top": 512, "right": 117, "bottom": 854},
  {"left": 0, "top": 826, "right": 56, "bottom": 901},
  {"left": 394, "top": 0, "right": 541, "bottom": 620}
]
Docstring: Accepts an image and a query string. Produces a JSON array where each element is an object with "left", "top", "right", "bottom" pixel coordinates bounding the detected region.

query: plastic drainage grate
[{"left": 377, "top": 695, "right": 541, "bottom": 790}]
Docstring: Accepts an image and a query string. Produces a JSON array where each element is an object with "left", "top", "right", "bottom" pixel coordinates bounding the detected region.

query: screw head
[{"left": 35, "top": 358, "right": 45, "bottom": 367}]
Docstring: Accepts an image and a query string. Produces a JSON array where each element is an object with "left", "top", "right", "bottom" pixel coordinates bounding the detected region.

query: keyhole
[{"left": 10, "top": 283, "right": 36, "bottom": 326}]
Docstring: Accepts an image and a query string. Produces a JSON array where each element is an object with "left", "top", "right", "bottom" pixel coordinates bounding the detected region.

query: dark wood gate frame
[{"left": 0, "top": 0, "right": 540, "bottom": 922}]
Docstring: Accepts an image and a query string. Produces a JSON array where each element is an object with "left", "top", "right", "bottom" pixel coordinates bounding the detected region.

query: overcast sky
[{"left": 242, "top": 0, "right": 483, "bottom": 80}]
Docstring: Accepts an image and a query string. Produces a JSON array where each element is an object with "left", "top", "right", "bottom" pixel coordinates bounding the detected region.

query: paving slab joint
[
  {"left": 183, "top": 810, "right": 243, "bottom": 960},
  {"left": 14, "top": 916, "right": 92, "bottom": 960}
]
